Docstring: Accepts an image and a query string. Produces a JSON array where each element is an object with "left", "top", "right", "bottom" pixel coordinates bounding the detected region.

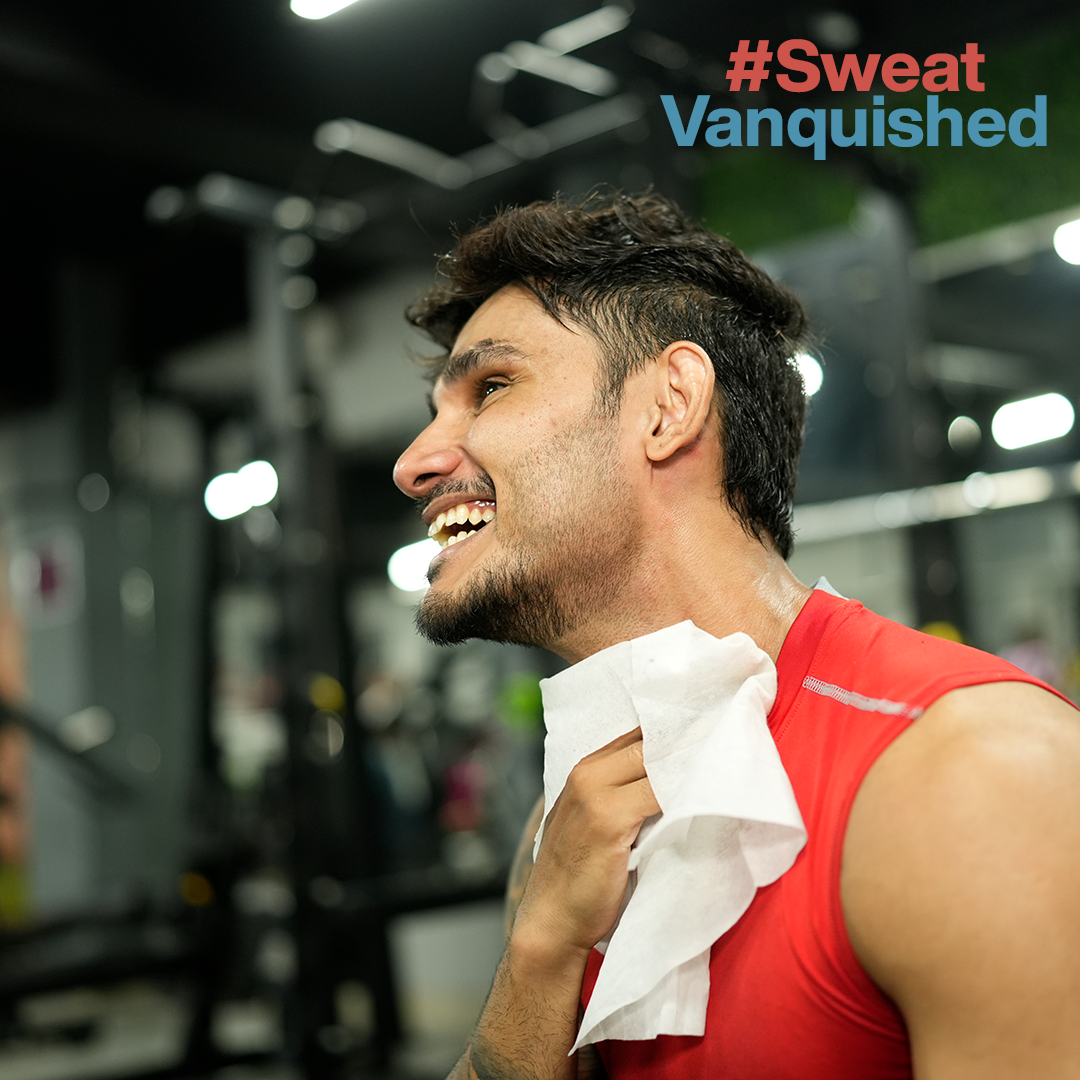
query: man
[{"left": 393, "top": 192, "right": 1080, "bottom": 1079}]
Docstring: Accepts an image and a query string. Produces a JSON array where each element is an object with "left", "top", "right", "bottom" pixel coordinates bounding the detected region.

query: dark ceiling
[{"left": 1, "top": 0, "right": 1077, "bottom": 411}]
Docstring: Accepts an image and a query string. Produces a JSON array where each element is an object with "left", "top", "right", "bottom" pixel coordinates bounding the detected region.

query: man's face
[{"left": 392, "top": 285, "right": 640, "bottom": 653}]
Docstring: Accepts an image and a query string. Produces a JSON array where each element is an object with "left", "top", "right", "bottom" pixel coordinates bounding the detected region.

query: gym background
[{"left": 0, "top": 1, "right": 1079, "bottom": 1077}]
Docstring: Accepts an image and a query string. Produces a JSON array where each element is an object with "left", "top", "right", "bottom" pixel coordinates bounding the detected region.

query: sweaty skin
[{"left": 397, "top": 286, "right": 1080, "bottom": 1080}]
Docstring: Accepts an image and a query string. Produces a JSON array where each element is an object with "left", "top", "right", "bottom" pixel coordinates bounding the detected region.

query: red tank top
[{"left": 583, "top": 589, "right": 1066, "bottom": 1079}]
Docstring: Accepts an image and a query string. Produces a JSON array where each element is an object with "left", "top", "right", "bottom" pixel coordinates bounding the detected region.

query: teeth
[
  {"left": 445, "top": 529, "right": 478, "bottom": 547},
  {"left": 427, "top": 511, "right": 447, "bottom": 538},
  {"left": 427, "top": 503, "right": 495, "bottom": 548}
]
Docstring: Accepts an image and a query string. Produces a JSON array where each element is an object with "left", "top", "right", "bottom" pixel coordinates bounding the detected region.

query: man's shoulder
[
  {"left": 843, "top": 678, "right": 1080, "bottom": 922},
  {"left": 841, "top": 678, "right": 1080, "bottom": 1071},
  {"left": 845, "top": 679, "right": 1080, "bottom": 855}
]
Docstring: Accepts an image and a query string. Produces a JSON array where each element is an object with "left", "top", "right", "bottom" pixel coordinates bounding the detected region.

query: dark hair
[{"left": 407, "top": 191, "right": 810, "bottom": 559}]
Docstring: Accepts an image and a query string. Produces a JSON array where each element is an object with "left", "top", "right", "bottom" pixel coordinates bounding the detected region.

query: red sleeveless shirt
[{"left": 583, "top": 589, "right": 1065, "bottom": 1079}]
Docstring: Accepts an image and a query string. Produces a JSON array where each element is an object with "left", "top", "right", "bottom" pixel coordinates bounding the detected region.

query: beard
[
  {"left": 416, "top": 530, "right": 638, "bottom": 649},
  {"left": 414, "top": 409, "right": 637, "bottom": 650},
  {"left": 416, "top": 553, "right": 572, "bottom": 648}
]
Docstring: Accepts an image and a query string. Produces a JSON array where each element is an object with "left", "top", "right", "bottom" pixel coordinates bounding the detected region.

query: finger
[
  {"left": 576, "top": 731, "right": 649, "bottom": 788},
  {"left": 596, "top": 727, "right": 643, "bottom": 752},
  {"left": 586, "top": 776, "right": 661, "bottom": 851},
  {"left": 549, "top": 774, "right": 661, "bottom": 847},
  {"left": 626, "top": 774, "right": 662, "bottom": 818},
  {"left": 599, "top": 775, "right": 661, "bottom": 825}
]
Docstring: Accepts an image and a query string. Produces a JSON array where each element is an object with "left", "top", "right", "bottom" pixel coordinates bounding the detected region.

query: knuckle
[
  {"left": 563, "top": 770, "right": 588, "bottom": 803},
  {"left": 566, "top": 757, "right": 601, "bottom": 795},
  {"left": 582, "top": 795, "right": 609, "bottom": 833}
]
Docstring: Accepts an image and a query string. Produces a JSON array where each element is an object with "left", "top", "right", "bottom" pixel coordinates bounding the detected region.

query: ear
[{"left": 644, "top": 341, "right": 715, "bottom": 462}]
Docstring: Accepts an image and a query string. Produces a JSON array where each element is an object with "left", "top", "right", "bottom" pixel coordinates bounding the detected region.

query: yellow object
[
  {"left": 0, "top": 864, "right": 29, "bottom": 926},
  {"left": 309, "top": 673, "right": 347, "bottom": 714},
  {"left": 180, "top": 871, "right": 215, "bottom": 907},
  {"left": 920, "top": 620, "right": 964, "bottom": 643}
]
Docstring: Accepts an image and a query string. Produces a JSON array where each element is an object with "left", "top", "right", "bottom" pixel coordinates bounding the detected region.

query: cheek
[
  {"left": 542, "top": 429, "right": 625, "bottom": 516},
  {"left": 482, "top": 409, "right": 625, "bottom": 519},
  {"left": 471, "top": 401, "right": 549, "bottom": 444}
]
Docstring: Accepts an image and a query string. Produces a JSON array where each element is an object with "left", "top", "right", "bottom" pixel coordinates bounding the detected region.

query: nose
[{"left": 393, "top": 417, "right": 465, "bottom": 498}]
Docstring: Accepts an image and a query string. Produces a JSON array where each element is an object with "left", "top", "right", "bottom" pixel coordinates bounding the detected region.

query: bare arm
[
  {"left": 504, "top": 795, "right": 545, "bottom": 940},
  {"left": 497, "top": 797, "right": 606, "bottom": 1080},
  {"left": 843, "top": 681, "right": 1080, "bottom": 1079},
  {"left": 445, "top": 729, "right": 659, "bottom": 1080}
]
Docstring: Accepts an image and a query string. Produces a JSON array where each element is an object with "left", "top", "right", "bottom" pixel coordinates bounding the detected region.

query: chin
[{"left": 415, "top": 561, "right": 569, "bottom": 649}]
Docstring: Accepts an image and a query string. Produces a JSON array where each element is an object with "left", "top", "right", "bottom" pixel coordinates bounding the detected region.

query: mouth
[{"left": 427, "top": 500, "right": 496, "bottom": 549}]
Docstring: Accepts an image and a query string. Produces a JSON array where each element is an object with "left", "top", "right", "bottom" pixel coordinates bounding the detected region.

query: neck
[{"left": 551, "top": 506, "right": 813, "bottom": 666}]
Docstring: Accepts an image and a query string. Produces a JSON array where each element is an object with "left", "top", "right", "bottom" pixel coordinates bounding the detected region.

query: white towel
[{"left": 536, "top": 621, "right": 807, "bottom": 1051}]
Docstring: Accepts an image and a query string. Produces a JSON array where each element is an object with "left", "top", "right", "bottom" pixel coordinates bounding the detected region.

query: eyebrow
[
  {"left": 440, "top": 339, "right": 522, "bottom": 385},
  {"left": 426, "top": 339, "right": 524, "bottom": 417}
]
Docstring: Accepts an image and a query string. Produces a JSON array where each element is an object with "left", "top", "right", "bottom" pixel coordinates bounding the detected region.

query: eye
[{"left": 478, "top": 377, "right": 508, "bottom": 402}]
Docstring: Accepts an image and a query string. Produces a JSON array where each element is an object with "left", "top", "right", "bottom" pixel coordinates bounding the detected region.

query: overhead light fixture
[
  {"left": 991, "top": 393, "right": 1075, "bottom": 450},
  {"left": 290, "top": 0, "right": 361, "bottom": 19},
  {"left": 387, "top": 538, "right": 440, "bottom": 593},
  {"left": 1053, "top": 219, "right": 1080, "bottom": 265},
  {"left": 537, "top": 5, "right": 632, "bottom": 54},
  {"left": 794, "top": 354, "right": 823, "bottom": 396},
  {"left": 205, "top": 461, "right": 279, "bottom": 520},
  {"left": 947, "top": 415, "right": 981, "bottom": 452}
]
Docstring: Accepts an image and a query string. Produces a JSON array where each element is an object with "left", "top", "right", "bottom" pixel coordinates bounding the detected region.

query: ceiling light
[
  {"left": 205, "top": 461, "right": 279, "bottom": 520},
  {"left": 290, "top": 0, "right": 361, "bottom": 19},
  {"left": 388, "top": 538, "right": 439, "bottom": 593},
  {"left": 538, "top": 6, "right": 632, "bottom": 54},
  {"left": 794, "top": 354, "right": 823, "bottom": 396},
  {"left": 991, "top": 393, "right": 1074, "bottom": 450},
  {"left": 947, "top": 415, "right": 981, "bottom": 452},
  {"left": 1053, "top": 219, "right": 1080, "bottom": 265}
]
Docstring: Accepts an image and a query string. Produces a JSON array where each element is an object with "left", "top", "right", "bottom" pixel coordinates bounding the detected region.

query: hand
[
  {"left": 442, "top": 731, "right": 654, "bottom": 1080},
  {"left": 514, "top": 727, "right": 661, "bottom": 963}
]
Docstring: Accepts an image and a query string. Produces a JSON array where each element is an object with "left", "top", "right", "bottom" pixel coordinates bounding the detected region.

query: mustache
[{"left": 417, "top": 473, "right": 496, "bottom": 516}]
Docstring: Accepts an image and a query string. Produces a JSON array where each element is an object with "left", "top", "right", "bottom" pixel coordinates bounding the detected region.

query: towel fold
[{"left": 537, "top": 621, "right": 807, "bottom": 1051}]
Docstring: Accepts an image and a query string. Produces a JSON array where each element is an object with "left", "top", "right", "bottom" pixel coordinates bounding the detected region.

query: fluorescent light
[
  {"left": 991, "top": 393, "right": 1075, "bottom": 450},
  {"left": 238, "top": 461, "right": 279, "bottom": 506},
  {"left": 947, "top": 415, "right": 981, "bottom": 452},
  {"left": 388, "top": 539, "right": 440, "bottom": 593},
  {"left": 503, "top": 41, "right": 618, "bottom": 96},
  {"left": 989, "top": 467, "right": 1053, "bottom": 506},
  {"left": 291, "top": 0, "right": 361, "bottom": 19},
  {"left": 538, "top": 6, "right": 632, "bottom": 54},
  {"left": 59, "top": 707, "right": 115, "bottom": 752},
  {"left": 1052, "top": 219, "right": 1080, "bottom": 265},
  {"left": 205, "top": 473, "right": 248, "bottom": 520},
  {"left": 961, "top": 471, "right": 995, "bottom": 508},
  {"left": 205, "top": 461, "right": 279, "bottom": 520},
  {"left": 794, "top": 354, "right": 823, "bottom": 396}
]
